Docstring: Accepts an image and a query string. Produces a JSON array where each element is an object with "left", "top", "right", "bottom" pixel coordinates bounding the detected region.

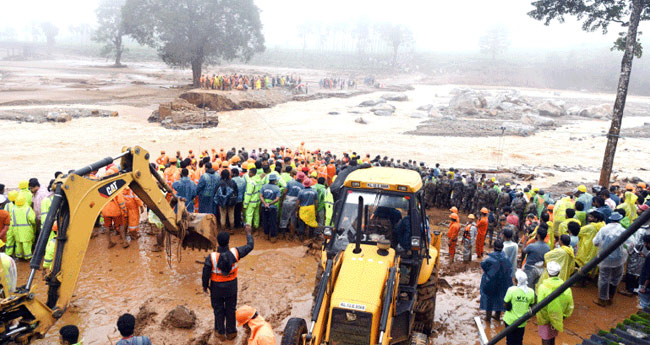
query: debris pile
[{"left": 161, "top": 305, "right": 197, "bottom": 329}]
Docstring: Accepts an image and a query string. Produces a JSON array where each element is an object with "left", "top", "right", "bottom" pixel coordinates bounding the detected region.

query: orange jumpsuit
[
  {"left": 164, "top": 166, "right": 180, "bottom": 187},
  {"left": 476, "top": 217, "right": 488, "bottom": 257},
  {"left": 102, "top": 194, "right": 127, "bottom": 229},
  {"left": 247, "top": 315, "right": 276, "bottom": 345},
  {"left": 447, "top": 221, "right": 461, "bottom": 261},
  {"left": 156, "top": 154, "right": 169, "bottom": 166},
  {"left": 122, "top": 188, "right": 143, "bottom": 235}
]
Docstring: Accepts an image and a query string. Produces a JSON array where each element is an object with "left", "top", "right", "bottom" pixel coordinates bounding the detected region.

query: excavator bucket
[{"left": 183, "top": 213, "right": 218, "bottom": 251}]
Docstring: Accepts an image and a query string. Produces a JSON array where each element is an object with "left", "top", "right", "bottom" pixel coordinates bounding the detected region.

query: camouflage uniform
[
  {"left": 496, "top": 190, "right": 511, "bottom": 216},
  {"left": 451, "top": 177, "right": 464, "bottom": 209},
  {"left": 437, "top": 177, "right": 452, "bottom": 208},
  {"left": 463, "top": 177, "right": 477, "bottom": 212},
  {"left": 486, "top": 187, "right": 499, "bottom": 213},
  {"left": 423, "top": 177, "right": 436, "bottom": 209},
  {"left": 473, "top": 185, "right": 487, "bottom": 215}
]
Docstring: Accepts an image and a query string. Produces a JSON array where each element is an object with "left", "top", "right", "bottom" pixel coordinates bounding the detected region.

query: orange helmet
[
  {"left": 480, "top": 207, "right": 489, "bottom": 214},
  {"left": 626, "top": 183, "right": 635, "bottom": 191},
  {"left": 638, "top": 182, "right": 647, "bottom": 189},
  {"left": 468, "top": 214, "right": 476, "bottom": 220},
  {"left": 449, "top": 206, "right": 458, "bottom": 214},
  {"left": 236, "top": 305, "right": 256, "bottom": 327},
  {"left": 450, "top": 213, "right": 459, "bottom": 221},
  {"left": 547, "top": 204, "right": 555, "bottom": 210},
  {"left": 161, "top": 150, "right": 165, "bottom": 154}
]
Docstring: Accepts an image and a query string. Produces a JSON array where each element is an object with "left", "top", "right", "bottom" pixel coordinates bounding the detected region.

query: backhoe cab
[{"left": 282, "top": 167, "right": 441, "bottom": 345}]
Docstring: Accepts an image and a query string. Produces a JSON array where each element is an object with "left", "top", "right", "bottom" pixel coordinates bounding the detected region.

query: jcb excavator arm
[{"left": 0, "top": 146, "right": 216, "bottom": 344}]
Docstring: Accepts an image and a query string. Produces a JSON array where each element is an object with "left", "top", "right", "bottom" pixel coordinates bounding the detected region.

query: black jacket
[{"left": 202, "top": 233, "right": 254, "bottom": 289}]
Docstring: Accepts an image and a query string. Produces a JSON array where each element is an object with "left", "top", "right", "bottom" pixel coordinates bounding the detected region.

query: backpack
[{"left": 215, "top": 183, "right": 237, "bottom": 207}]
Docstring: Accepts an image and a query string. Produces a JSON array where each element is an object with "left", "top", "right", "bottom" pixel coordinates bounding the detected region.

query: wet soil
[{"left": 22, "top": 230, "right": 317, "bottom": 344}]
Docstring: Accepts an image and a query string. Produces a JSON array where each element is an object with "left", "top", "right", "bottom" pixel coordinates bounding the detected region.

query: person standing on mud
[
  {"left": 462, "top": 214, "right": 477, "bottom": 262},
  {"left": 479, "top": 239, "right": 512, "bottom": 323},
  {"left": 476, "top": 208, "right": 489, "bottom": 258},
  {"left": 447, "top": 213, "right": 461, "bottom": 263},
  {"left": 203, "top": 228, "right": 254, "bottom": 340}
]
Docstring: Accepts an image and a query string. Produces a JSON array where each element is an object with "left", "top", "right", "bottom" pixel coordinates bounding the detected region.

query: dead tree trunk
[{"left": 598, "top": 0, "right": 642, "bottom": 188}]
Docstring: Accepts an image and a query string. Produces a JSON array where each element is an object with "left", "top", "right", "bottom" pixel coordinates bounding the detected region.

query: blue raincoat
[
  {"left": 197, "top": 170, "right": 219, "bottom": 214},
  {"left": 172, "top": 177, "right": 197, "bottom": 212},
  {"left": 480, "top": 251, "right": 513, "bottom": 311}
]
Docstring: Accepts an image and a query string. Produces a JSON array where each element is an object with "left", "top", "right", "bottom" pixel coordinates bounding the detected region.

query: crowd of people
[
  {"left": 318, "top": 77, "right": 357, "bottom": 90},
  {"left": 437, "top": 169, "right": 649, "bottom": 344},
  {"left": 1, "top": 143, "right": 649, "bottom": 345},
  {"left": 199, "top": 73, "right": 302, "bottom": 91}
]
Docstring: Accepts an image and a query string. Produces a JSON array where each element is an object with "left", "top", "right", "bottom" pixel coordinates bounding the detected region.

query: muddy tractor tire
[
  {"left": 281, "top": 317, "right": 307, "bottom": 345},
  {"left": 413, "top": 272, "right": 437, "bottom": 335}
]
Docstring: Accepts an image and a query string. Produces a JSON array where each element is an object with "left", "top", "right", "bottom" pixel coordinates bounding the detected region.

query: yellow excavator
[
  {"left": 0, "top": 146, "right": 216, "bottom": 344},
  {"left": 282, "top": 167, "right": 442, "bottom": 345}
]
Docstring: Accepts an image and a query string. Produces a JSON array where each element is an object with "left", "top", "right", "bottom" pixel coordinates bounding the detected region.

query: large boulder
[
  {"left": 46, "top": 111, "right": 71, "bottom": 123},
  {"left": 449, "top": 89, "right": 487, "bottom": 115},
  {"left": 579, "top": 104, "right": 612, "bottom": 119},
  {"left": 358, "top": 99, "right": 385, "bottom": 107},
  {"left": 495, "top": 90, "right": 530, "bottom": 106},
  {"left": 522, "top": 113, "right": 555, "bottom": 127},
  {"left": 566, "top": 106, "right": 582, "bottom": 116},
  {"left": 162, "top": 305, "right": 197, "bottom": 329},
  {"left": 536, "top": 100, "right": 566, "bottom": 117},
  {"left": 371, "top": 103, "right": 395, "bottom": 116},
  {"left": 381, "top": 93, "right": 408, "bottom": 102}
]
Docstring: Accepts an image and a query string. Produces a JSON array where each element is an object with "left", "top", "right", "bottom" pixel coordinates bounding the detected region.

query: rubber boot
[{"left": 226, "top": 332, "right": 237, "bottom": 340}]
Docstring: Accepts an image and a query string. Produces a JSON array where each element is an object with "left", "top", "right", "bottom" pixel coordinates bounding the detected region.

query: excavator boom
[{"left": 0, "top": 146, "right": 216, "bottom": 344}]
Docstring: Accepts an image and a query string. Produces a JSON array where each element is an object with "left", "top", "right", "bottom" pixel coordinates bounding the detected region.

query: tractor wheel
[
  {"left": 281, "top": 318, "right": 307, "bottom": 345},
  {"left": 413, "top": 272, "right": 437, "bottom": 335}
]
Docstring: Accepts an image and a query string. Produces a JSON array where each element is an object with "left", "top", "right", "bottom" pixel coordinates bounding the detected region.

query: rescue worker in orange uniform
[
  {"left": 102, "top": 192, "right": 128, "bottom": 248},
  {"left": 156, "top": 150, "right": 169, "bottom": 167},
  {"left": 236, "top": 305, "right": 276, "bottom": 345},
  {"left": 122, "top": 187, "right": 143, "bottom": 239},
  {"left": 164, "top": 158, "right": 180, "bottom": 187},
  {"left": 202, "top": 229, "right": 254, "bottom": 340},
  {"left": 448, "top": 213, "right": 461, "bottom": 263},
  {"left": 476, "top": 208, "right": 489, "bottom": 258}
]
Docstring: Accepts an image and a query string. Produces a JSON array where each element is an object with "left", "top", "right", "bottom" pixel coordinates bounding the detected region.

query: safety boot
[{"left": 226, "top": 332, "right": 237, "bottom": 340}]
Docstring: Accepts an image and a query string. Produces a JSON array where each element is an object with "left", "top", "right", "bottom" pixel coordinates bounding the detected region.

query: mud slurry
[{"left": 23, "top": 231, "right": 316, "bottom": 344}]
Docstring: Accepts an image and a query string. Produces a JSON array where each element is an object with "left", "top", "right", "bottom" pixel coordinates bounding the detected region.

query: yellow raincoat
[
  {"left": 617, "top": 192, "right": 638, "bottom": 222},
  {"left": 537, "top": 246, "right": 575, "bottom": 289},
  {"left": 536, "top": 276, "right": 574, "bottom": 332},
  {"left": 299, "top": 205, "right": 318, "bottom": 228},
  {"left": 558, "top": 218, "right": 581, "bottom": 237},
  {"left": 575, "top": 221, "right": 605, "bottom": 268},
  {"left": 552, "top": 197, "right": 574, "bottom": 238}
]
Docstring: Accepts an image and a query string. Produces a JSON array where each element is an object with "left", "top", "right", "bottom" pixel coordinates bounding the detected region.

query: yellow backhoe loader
[
  {"left": 0, "top": 146, "right": 216, "bottom": 344},
  {"left": 282, "top": 167, "right": 442, "bottom": 345}
]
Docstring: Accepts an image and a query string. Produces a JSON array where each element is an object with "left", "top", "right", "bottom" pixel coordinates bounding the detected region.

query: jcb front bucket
[{"left": 183, "top": 213, "right": 217, "bottom": 251}]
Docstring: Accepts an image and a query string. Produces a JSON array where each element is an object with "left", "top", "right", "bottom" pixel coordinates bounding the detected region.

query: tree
[
  {"left": 479, "top": 25, "right": 510, "bottom": 60},
  {"left": 379, "top": 24, "right": 414, "bottom": 67},
  {"left": 529, "top": 0, "right": 650, "bottom": 187},
  {"left": 93, "top": 0, "right": 127, "bottom": 66},
  {"left": 123, "top": 0, "right": 265, "bottom": 86},
  {"left": 39, "top": 22, "right": 59, "bottom": 53}
]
